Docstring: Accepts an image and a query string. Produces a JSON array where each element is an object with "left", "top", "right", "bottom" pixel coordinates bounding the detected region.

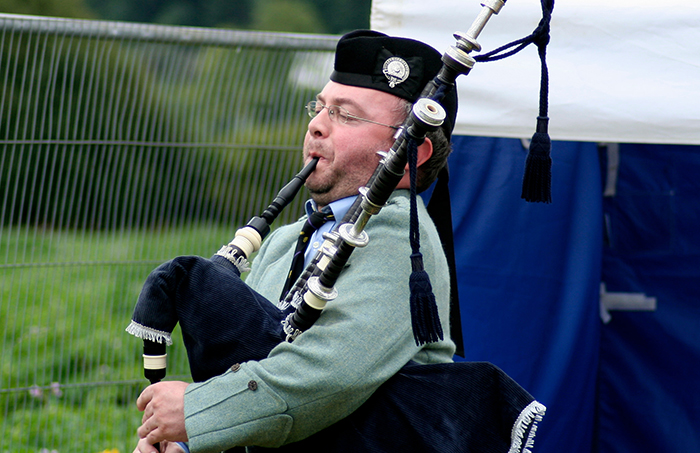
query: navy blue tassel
[
  {"left": 407, "top": 139, "right": 443, "bottom": 345},
  {"left": 522, "top": 0, "right": 553, "bottom": 203},
  {"left": 474, "top": 0, "right": 555, "bottom": 203},
  {"left": 409, "top": 253, "right": 443, "bottom": 345},
  {"left": 521, "top": 116, "right": 552, "bottom": 203}
]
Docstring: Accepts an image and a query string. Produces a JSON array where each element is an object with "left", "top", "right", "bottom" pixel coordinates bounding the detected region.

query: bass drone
[{"left": 127, "top": 1, "right": 549, "bottom": 451}]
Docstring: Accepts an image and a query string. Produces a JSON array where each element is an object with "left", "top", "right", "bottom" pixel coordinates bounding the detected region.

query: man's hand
[
  {"left": 134, "top": 381, "right": 190, "bottom": 453},
  {"left": 134, "top": 440, "right": 187, "bottom": 453}
]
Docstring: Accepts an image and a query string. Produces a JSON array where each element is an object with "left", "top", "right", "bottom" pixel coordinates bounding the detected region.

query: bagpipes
[{"left": 127, "top": 0, "right": 553, "bottom": 450}]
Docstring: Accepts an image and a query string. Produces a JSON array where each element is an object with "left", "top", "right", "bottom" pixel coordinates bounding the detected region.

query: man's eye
[{"left": 336, "top": 110, "right": 351, "bottom": 122}]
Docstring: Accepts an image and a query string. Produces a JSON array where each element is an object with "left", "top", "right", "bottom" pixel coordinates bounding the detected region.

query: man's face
[{"left": 303, "top": 81, "right": 403, "bottom": 207}]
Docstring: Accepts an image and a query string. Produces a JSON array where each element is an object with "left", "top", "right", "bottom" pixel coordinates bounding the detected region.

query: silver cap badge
[{"left": 382, "top": 57, "right": 410, "bottom": 88}]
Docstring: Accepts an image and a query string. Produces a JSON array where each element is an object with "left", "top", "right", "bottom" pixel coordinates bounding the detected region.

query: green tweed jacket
[{"left": 184, "top": 190, "right": 455, "bottom": 452}]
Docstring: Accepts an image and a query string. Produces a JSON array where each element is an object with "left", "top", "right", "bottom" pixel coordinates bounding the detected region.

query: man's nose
[{"left": 308, "top": 108, "right": 331, "bottom": 137}]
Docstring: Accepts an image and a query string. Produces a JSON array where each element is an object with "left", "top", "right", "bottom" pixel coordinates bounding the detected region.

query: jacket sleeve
[{"left": 184, "top": 193, "right": 454, "bottom": 452}]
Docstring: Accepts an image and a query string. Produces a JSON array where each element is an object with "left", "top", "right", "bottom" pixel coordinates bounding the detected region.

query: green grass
[{"left": 0, "top": 224, "right": 240, "bottom": 452}]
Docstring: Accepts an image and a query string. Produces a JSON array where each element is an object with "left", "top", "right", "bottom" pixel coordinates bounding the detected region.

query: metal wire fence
[{"left": 0, "top": 13, "right": 336, "bottom": 452}]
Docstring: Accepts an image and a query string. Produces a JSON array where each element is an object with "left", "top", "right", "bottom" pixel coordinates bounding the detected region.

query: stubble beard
[
  {"left": 306, "top": 168, "right": 350, "bottom": 208},
  {"left": 304, "top": 140, "right": 390, "bottom": 207}
]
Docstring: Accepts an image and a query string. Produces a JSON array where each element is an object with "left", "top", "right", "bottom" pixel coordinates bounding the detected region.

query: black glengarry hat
[{"left": 331, "top": 30, "right": 458, "bottom": 139}]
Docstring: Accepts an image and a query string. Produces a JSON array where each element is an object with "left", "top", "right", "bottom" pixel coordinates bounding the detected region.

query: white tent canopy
[{"left": 371, "top": 0, "right": 700, "bottom": 145}]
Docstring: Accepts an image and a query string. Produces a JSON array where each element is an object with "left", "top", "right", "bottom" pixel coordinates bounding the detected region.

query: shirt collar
[{"left": 305, "top": 195, "right": 357, "bottom": 223}]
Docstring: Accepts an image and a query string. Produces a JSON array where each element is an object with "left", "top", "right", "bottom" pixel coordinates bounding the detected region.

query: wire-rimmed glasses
[{"left": 305, "top": 101, "right": 400, "bottom": 130}]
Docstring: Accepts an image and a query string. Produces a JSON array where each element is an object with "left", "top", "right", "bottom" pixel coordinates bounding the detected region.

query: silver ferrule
[
  {"left": 306, "top": 276, "right": 338, "bottom": 302},
  {"left": 320, "top": 240, "right": 339, "bottom": 258},
  {"left": 412, "top": 98, "right": 446, "bottom": 129},
  {"left": 468, "top": 0, "right": 504, "bottom": 38},
  {"left": 348, "top": 186, "right": 383, "bottom": 235},
  {"left": 322, "top": 230, "right": 340, "bottom": 241},
  {"left": 483, "top": 0, "right": 505, "bottom": 15},
  {"left": 338, "top": 223, "right": 369, "bottom": 248},
  {"left": 350, "top": 209, "right": 373, "bottom": 237},
  {"left": 445, "top": 44, "right": 476, "bottom": 71},
  {"left": 455, "top": 0, "right": 505, "bottom": 53},
  {"left": 358, "top": 186, "right": 383, "bottom": 215}
]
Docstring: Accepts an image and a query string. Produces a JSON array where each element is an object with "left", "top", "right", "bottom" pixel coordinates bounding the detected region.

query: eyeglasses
[{"left": 305, "top": 101, "right": 400, "bottom": 130}]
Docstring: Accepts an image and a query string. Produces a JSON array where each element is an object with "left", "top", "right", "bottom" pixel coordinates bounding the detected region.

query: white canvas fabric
[{"left": 371, "top": 0, "right": 700, "bottom": 145}]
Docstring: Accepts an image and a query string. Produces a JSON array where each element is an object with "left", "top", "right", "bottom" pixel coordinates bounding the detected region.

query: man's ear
[
  {"left": 404, "top": 137, "right": 433, "bottom": 171},
  {"left": 416, "top": 136, "right": 433, "bottom": 168},
  {"left": 397, "top": 137, "right": 434, "bottom": 190}
]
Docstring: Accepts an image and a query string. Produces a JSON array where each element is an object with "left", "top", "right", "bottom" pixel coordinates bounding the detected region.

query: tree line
[{"left": 0, "top": 0, "right": 371, "bottom": 34}]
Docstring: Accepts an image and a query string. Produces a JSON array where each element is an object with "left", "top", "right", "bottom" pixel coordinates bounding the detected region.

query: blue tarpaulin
[
  {"left": 448, "top": 136, "right": 602, "bottom": 452},
  {"left": 447, "top": 137, "right": 700, "bottom": 452},
  {"left": 598, "top": 143, "right": 700, "bottom": 452}
]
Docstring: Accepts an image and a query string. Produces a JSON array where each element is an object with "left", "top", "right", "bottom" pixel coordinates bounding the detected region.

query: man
[{"left": 134, "top": 30, "right": 458, "bottom": 452}]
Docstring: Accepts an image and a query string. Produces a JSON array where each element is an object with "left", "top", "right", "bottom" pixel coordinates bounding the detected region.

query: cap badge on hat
[{"left": 382, "top": 56, "right": 410, "bottom": 88}]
